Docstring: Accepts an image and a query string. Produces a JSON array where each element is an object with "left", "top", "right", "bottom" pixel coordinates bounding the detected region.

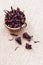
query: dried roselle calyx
[
  {"left": 4, "top": 6, "right": 26, "bottom": 28},
  {"left": 23, "top": 32, "right": 33, "bottom": 41},
  {"left": 25, "top": 43, "right": 32, "bottom": 49},
  {"left": 15, "top": 37, "right": 22, "bottom": 45}
]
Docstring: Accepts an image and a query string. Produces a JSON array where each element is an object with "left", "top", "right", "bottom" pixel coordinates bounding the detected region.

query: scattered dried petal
[
  {"left": 15, "top": 46, "right": 19, "bottom": 51},
  {"left": 9, "top": 37, "right": 14, "bottom": 41},
  {"left": 10, "top": 33, "right": 18, "bottom": 36},
  {"left": 34, "top": 41, "right": 39, "bottom": 43},
  {"left": 25, "top": 43, "right": 32, "bottom": 49},
  {"left": 15, "top": 37, "right": 22, "bottom": 45},
  {"left": 23, "top": 32, "right": 32, "bottom": 41}
]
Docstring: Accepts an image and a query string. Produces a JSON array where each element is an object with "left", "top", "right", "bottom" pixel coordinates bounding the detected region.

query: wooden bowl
[{"left": 5, "top": 23, "right": 27, "bottom": 31}]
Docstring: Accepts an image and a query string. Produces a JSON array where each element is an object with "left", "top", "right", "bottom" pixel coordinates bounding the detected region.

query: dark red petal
[
  {"left": 25, "top": 43, "right": 32, "bottom": 49},
  {"left": 15, "top": 37, "right": 22, "bottom": 45}
]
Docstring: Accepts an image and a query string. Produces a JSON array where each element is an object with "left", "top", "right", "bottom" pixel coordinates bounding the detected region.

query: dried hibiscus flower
[
  {"left": 34, "top": 41, "right": 39, "bottom": 43},
  {"left": 15, "top": 37, "right": 22, "bottom": 45},
  {"left": 4, "top": 6, "right": 26, "bottom": 28},
  {"left": 23, "top": 32, "right": 33, "bottom": 41},
  {"left": 25, "top": 43, "right": 32, "bottom": 49}
]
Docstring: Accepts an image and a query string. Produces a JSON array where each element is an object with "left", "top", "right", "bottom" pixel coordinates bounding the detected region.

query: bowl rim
[{"left": 5, "top": 23, "right": 27, "bottom": 30}]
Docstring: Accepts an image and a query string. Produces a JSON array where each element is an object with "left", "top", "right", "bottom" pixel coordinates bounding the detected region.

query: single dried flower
[
  {"left": 25, "top": 43, "right": 32, "bottom": 49},
  {"left": 23, "top": 32, "right": 32, "bottom": 41},
  {"left": 15, "top": 37, "right": 22, "bottom": 45}
]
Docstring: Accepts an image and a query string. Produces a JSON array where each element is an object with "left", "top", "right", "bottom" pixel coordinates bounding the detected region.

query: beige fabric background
[{"left": 0, "top": 0, "right": 43, "bottom": 65}]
